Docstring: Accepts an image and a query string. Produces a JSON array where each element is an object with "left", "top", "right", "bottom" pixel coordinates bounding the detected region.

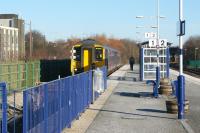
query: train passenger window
[
  {"left": 74, "top": 47, "right": 81, "bottom": 61},
  {"left": 95, "top": 47, "right": 103, "bottom": 61}
]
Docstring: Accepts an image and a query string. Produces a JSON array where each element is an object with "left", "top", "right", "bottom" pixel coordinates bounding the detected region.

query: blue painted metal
[
  {"left": 177, "top": 75, "right": 185, "bottom": 119},
  {"left": 166, "top": 48, "right": 170, "bottom": 78},
  {"left": 140, "top": 48, "right": 144, "bottom": 81},
  {"left": 171, "top": 80, "right": 178, "bottom": 97},
  {"left": 23, "top": 69, "right": 97, "bottom": 133},
  {"left": 155, "top": 66, "right": 160, "bottom": 98},
  {"left": 14, "top": 90, "right": 16, "bottom": 133},
  {"left": 0, "top": 82, "right": 7, "bottom": 133},
  {"left": 146, "top": 80, "right": 157, "bottom": 96}
]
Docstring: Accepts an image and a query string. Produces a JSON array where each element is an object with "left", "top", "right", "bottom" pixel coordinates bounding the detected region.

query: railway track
[{"left": 171, "top": 66, "right": 200, "bottom": 78}]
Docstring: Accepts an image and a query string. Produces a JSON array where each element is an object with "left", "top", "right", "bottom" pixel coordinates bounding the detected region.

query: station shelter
[{"left": 139, "top": 41, "right": 171, "bottom": 81}]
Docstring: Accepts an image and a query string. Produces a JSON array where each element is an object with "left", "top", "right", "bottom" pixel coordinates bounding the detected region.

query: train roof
[
  {"left": 75, "top": 39, "right": 120, "bottom": 53},
  {"left": 78, "top": 39, "right": 101, "bottom": 45}
]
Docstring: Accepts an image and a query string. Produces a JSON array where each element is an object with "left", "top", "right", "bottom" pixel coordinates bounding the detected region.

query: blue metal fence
[
  {"left": 0, "top": 82, "right": 7, "bottom": 133},
  {"left": 23, "top": 66, "right": 107, "bottom": 133},
  {"left": 23, "top": 71, "right": 93, "bottom": 133}
]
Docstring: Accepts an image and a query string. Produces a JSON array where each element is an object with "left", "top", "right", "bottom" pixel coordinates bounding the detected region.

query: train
[{"left": 71, "top": 39, "right": 121, "bottom": 75}]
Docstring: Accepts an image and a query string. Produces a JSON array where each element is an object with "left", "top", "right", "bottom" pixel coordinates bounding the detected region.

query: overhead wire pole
[{"left": 154, "top": 0, "right": 160, "bottom": 98}]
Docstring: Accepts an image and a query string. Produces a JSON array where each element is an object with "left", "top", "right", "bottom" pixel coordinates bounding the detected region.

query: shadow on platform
[
  {"left": 108, "top": 76, "right": 138, "bottom": 81},
  {"left": 126, "top": 71, "right": 140, "bottom": 74},
  {"left": 114, "top": 92, "right": 153, "bottom": 98},
  {"left": 136, "top": 108, "right": 167, "bottom": 113},
  {"left": 88, "top": 108, "right": 175, "bottom": 120}
]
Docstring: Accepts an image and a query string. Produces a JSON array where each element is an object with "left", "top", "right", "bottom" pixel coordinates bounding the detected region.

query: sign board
[
  {"left": 150, "top": 32, "right": 157, "bottom": 38},
  {"left": 145, "top": 32, "right": 157, "bottom": 39},
  {"left": 159, "top": 39, "right": 167, "bottom": 47},
  {"left": 149, "top": 39, "right": 167, "bottom": 47},
  {"left": 149, "top": 39, "right": 157, "bottom": 47},
  {"left": 177, "top": 20, "right": 185, "bottom": 36},
  {"left": 145, "top": 32, "right": 151, "bottom": 38}
]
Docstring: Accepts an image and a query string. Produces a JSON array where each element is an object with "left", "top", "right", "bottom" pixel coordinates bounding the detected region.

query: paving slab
[
  {"left": 62, "top": 65, "right": 189, "bottom": 133},
  {"left": 86, "top": 65, "right": 186, "bottom": 133}
]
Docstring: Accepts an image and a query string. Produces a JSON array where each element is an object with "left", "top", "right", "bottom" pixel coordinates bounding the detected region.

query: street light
[{"left": 177, "top": 0, "right": 186, "bottom": 120}]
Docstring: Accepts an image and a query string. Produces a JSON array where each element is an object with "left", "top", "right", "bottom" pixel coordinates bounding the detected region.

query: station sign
[
  {"left": 149, "top": 39, "right": 157, "bottom": 47},
  {"left": 148, "top": 39, "right": 167, "bottom": 47},
  {"left": 145, "top": 32, "right": 157, "bottom": 39},
  {"left": 159, "top": 39, "right": 167, "bottom": 47}
]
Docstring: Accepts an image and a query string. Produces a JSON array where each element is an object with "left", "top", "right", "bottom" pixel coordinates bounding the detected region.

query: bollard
[{"left": 177, "top": 75, "right": 185, "bottom": 119}]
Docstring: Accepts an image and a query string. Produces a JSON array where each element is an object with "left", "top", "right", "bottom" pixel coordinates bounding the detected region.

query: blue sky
[{"left": 1, "top": 0, "right": 200, "bottom": 45}]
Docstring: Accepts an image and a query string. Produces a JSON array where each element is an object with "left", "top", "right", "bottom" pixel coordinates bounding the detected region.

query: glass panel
[{"left": 95, "top": 47, "right": 103, "bottom": 61}]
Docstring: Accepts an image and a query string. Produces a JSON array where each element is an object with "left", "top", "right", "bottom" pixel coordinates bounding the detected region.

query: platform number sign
[
  {"left": 145, "top": 32, "right": 157, "bottom": 39},
  {"left": 159, "top": 39, "right": 167, "bottom": 47},
  {"left": 150, "top": 32, "right": 157, "bottom": 38},
  {"left": 145, "top": 32, "right": 151, "bottom": 39},
  {"left": 149, "top": 39, "right": 157, "bottom": 47}
]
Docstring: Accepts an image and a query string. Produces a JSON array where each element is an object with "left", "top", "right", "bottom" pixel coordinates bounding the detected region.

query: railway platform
[{"left": 63, "top": 65, "right": 197, "bottom": 133}]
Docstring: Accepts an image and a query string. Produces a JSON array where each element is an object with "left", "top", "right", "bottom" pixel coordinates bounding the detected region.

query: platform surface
[
  {"left": 63, "top": 65, "right": 200, "bottom": 133},
  {"left": 85, "top": 65, "right": 186, "bottom": 133}
]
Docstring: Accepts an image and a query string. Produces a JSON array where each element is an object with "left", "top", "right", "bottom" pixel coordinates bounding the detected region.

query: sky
[{"left": 1, "top": 0, "right": 200, "bottom": 46}]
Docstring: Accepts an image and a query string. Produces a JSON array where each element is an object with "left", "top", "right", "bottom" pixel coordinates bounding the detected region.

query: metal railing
[
  {"left": 0, "top": 82, "right": 7, "bottom": 133},
  {"left": 23, "top": 66, "right": 107, "bottom": 133},
  {"left": 23, "top": 71, "right": 93, "bottom": 133}
]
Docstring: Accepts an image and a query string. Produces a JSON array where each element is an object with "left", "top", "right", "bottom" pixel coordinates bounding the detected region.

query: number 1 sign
[{"left": 149, "top": 39, "right": 157, "bottom": 47}]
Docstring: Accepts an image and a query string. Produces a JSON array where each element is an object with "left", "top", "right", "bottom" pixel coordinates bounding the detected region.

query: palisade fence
[
  {"left": 0, "top": 61, "right": 40, "bottom": 91},
  {"left": 23, "top": 66, "right": 107, "bottom": 133}
]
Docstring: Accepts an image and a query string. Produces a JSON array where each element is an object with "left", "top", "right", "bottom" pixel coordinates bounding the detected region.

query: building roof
[{"left": 0, "top": 14, "right": 18, "bottom": 19}]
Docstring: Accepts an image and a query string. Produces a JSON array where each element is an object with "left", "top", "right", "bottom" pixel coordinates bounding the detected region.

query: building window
[{"left": 9, "top": 20, "right": 13, "bottom": 27}]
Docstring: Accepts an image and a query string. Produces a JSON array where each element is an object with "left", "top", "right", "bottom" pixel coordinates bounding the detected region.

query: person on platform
[{"left": 129, "top": 56, "right": 135, "bottom": 71}]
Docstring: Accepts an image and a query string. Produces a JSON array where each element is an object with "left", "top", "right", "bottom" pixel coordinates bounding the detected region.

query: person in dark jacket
[{"left": 129, "top": 56, "right": 135, "bottom": 71}]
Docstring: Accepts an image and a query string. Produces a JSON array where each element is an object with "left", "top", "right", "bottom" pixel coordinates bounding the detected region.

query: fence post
[
  {"left": 0, "top": 64, "right": 2, "bottom": 81},
  {"left": 8, "top": 65, "right": 11, "bottom": 90},
  {"left": 44, "top": 84, "right": 48, "bottom": 133},
  {"left": 1, "top": 82, "right": 7, "bottom": 133},
  {"left": 32, "top": 63, "right": 35, "bottom": 86},
  {"left": 58, "top": 79, "right": 62, "bottom": 133},
  {"left": 25, "top": 63, "right": 28, "bottom": 88},
  {"left": 23, "top": 90, "right": 28, "bottom": 133},
  {"left": 38, "top": 61, "right": 41, "bottom": 83},
  {"left": 17, "top": 64, "right": 21, "bottom": 89}
]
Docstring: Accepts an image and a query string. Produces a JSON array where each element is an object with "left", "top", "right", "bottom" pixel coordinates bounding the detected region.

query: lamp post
[
  {"left": 177, "top": 0, "right": 185, "bottom": 119},
  {"left": 154, "top": 0, "right": 160, "bottom": 98},
  {"left": 136, "top": 0, "right": 164, "bottom": 98}
]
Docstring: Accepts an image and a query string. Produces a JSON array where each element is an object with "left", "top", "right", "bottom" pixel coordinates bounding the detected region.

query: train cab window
[
  {"left": 95, "top": 47, "right": 103, "bottom": 61},
  {"left": 74, "top": 47, "right": 81, "bottom": 61}
]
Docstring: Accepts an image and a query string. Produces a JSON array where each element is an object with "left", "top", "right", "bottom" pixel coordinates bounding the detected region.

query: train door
[{"left": 83, "top": 48, "right": 92, "bottom": 71}]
